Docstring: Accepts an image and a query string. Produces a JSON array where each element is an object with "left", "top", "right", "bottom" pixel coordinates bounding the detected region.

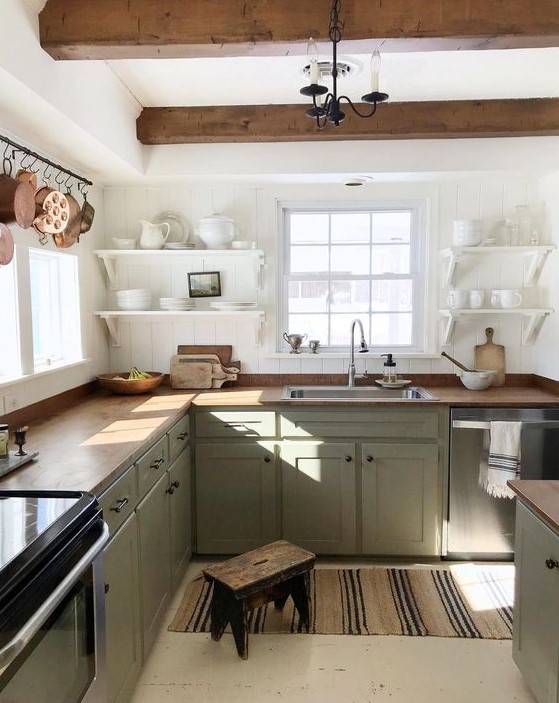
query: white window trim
[{"left": 277, "top": 199, "right": 428, "bottom": 354}]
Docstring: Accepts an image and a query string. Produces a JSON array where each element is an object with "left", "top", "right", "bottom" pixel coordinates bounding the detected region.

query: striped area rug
[{"left": 168, "top": 564, "right": 513, "bottom": 639}]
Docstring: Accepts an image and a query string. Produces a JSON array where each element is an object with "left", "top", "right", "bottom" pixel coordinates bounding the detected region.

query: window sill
[
  {"left": 0, "top": 358, "right": 92, "bottom": 390},
  {"left": 264, "top": 352, "right": 440, "bottom": 359}
]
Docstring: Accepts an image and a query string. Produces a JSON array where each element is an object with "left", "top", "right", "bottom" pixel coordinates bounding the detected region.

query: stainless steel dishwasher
[{"left": 446, "top": 406, "right": 559, "bottom": 560}]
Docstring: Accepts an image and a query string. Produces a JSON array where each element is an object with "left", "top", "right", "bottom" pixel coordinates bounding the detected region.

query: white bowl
[
  {"left": 112, "top": 238, "right": 137, "bottom": 249},
  {"left": 453, "top": 219, "right": 483, "bottom": 230},
  {"left": 117, "top": 288, "right": 150, "bottom": 298},
  {"left": 117, "top": 299, "right": 151, "bottom": 311},
  {"left": 232, "top": 240, "right": 256, "bottom": 250},
  {"left": 453, "top": 231, "right": 482, "bottom": 247},
  {"left": 459, "top": 370, "right": 496, "bottom": 391}
]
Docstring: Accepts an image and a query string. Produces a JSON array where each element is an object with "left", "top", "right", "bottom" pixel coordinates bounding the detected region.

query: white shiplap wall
[{"left": 102, "top": 178, "right": 548, "bottom": 376}]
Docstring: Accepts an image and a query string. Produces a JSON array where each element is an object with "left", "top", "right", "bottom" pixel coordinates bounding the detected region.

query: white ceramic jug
[{"left": 139, "top": 220, "right": 170, "bottom": 249}]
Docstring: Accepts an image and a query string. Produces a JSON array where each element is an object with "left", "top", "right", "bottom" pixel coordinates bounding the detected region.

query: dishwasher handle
[{"left": 452, "top": 420, "right": 559, "bottom": 430}]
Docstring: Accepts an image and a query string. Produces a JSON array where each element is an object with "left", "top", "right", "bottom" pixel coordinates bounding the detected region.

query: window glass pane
[
  {"left": 290, "top": 213, "right": 329, "bottom": 244},
  {"left": 288, "top": 280, "right": 328, "bottom": 313},
  {"left": 0, "top": 260, "right": 20, "bottom": 377},
  {"left": 290, "top": 246, "right": 329, "bottom": 273},
  {"left": 371, "top": 280, "right": 412, "bottom": 312},
  {"left": 372, "top": 212, "right": 411, "bottom": 243},
  {"left": 330, "top": 245, "right": 370, "bottom": 274},
  {"left": 330, "top": 281, "right": 369, "bottom": 312},
  {"left": 371, "top": 244, "right": 410, "bottom": 274},
  {"left": 287, "top": 314, "right": 328, "bottom": 343},
  {"left": 330, "top": 314, "right": 370, "bottom": 346},
  {"left": 371, "top": 313, "right": 412, "bottom": 345},
  {"left": 331, "top": 213, "right": 370, "bottom": 243}
]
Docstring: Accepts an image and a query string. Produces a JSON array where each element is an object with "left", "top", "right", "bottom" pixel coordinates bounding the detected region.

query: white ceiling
[{"left": 108, "top": 48, "right": 559, "bottom": 107}]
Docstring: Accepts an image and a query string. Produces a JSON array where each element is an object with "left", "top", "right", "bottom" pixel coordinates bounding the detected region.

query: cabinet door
[
  {"left": 169, "top": 451, "right": 192, "bottom": 591},
  {"left": 195, "top": 442, "right": 278, "bottom": 554},
  {"left": 361, "top": 443, "right": 440, "bottom": 556},
  {"left": 136, "top": 472, "right": 171, "bottom": 659},
  {"left": 281, "top": 442, "right": 356, "bottom": 554},
  {"left": 513, "top": 502, "right": 559, "bottom": 703},
  {"left": 104, "top": 514, "right": 142, "bottom": 703}
]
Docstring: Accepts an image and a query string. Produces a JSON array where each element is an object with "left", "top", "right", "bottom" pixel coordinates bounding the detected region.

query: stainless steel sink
[{"left": 281, "top": 386, "right": 438, "bottom": 401}]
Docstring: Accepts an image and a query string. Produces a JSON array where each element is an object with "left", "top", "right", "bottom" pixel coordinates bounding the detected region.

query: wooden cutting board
[
  {"left": 474, "top": 327, "right": 506, "bottom": 386},
  {"left": 170, "top": 359, "right": 213, "bottom": 389},
  {"left": 177, "top": 345, "right": 232, "bottom": 364}
]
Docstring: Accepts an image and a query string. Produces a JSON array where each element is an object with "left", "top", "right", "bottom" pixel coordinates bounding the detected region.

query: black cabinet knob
[
  {"left": 366, "top": 456, "right": 373, "bottom": 462},
  {"left": 264, "top": 456, "right": 271, "bottom": 463},
  {"left": 545, "top": 558, "right": 559, "bottom": 570},
  {"left": 166, "top": 486, "right": 175, "bottom": 495},
  {"left": 345, "top": 455, "right": 352, "bottom": 462}
]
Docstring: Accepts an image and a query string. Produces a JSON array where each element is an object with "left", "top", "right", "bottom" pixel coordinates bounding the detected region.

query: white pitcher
[{"left": 139, "top": 220, "right": 170, "bottom": 249}]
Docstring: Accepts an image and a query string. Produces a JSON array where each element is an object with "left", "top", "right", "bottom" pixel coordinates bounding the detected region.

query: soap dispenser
[{"left": 380, "top": 354, "right": 397, "bottom": 384}]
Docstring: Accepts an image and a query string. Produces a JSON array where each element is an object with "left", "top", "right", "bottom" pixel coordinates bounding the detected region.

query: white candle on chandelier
[
  {"left": 370, "top": 49, "right": 381, "bottom": 93},
  {"left": 307, "top": 37, "right": 320, "bottom": 84}
]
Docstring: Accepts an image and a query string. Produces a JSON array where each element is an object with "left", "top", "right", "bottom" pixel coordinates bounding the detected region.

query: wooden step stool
[{"left": 203, "top": 540, "right": 316, "bottom": 659}]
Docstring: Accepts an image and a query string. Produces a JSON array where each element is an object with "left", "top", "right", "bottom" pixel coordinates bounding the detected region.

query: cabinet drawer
[
  {"left": 137, "top": 435, "right": 168, "bottom": 497},
  {"left": 195, "top": 411, "right": 276, "bottom": 438},
  {"left": 99, "top": 465, "right": 138, "bottom": 536},
  {"left": 168, "top": 415, "right": 190, "bottom": 464},
  {"left": 280, "top": 409, "right": 439, "bottom": 439}
]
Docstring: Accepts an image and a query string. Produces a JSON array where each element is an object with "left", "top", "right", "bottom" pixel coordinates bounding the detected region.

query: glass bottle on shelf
[{"left": 513, "top": 205, "right": 533, "bottom": 246}]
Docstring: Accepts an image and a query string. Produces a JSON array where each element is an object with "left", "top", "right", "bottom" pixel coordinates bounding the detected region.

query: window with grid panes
[{"left": 279, "top": 205, "right": 426, "bottom": 352}]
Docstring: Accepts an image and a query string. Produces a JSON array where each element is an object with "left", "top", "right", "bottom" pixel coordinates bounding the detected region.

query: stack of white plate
[
  {"left": 116, "top": 289, "right": 151, "bottom": 311},
  {"left": 453, "top": 219, "right": 483, "bottom": 246},
  {"left": 164, "top": 242, "right": 195, "bottom": 250},
  {"left": 159, "top": 297, "right": 196, "bottom": 310},
  {"left": 209, "top": 301, "right": 257, "bottom": 311}
]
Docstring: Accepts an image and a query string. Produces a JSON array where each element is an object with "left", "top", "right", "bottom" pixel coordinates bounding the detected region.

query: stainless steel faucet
[{"left": 348, "top": 318, "right": 369, "bottom": 387}]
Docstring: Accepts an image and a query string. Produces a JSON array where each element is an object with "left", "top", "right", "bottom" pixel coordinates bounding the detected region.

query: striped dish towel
[{"left": 479, "top": 421, "right": 522, "bottom": 499}]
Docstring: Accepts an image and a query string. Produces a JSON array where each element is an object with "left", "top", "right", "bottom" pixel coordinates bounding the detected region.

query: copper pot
[
  {"left": 0, "top": 222, "right": 14, "bottom": 265},
  {"left": 32, "top": 186, "right": 70, "bottom": 240},
  {"left": 53, "top": 192, "right": 81, "bottom": 248},
  {"left": 79, "top": 194, "right": 95, "bottom": 235},
  {"left": 0, "top": 171, "right": 35, "bottom": 228}
]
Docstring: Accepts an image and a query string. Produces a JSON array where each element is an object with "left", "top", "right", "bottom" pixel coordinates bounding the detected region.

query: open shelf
[
  {"left": 439, "top": 308, "right": 553, "bottom": 345},
  {"left": 93, "top": 249, "right": 266, "bottom": 290},
  {"left": 440, "top": 245, "right": 555, "bottom": 287},
  {"left": 95, "top": 310, "right": 265, "bottom": 347}
]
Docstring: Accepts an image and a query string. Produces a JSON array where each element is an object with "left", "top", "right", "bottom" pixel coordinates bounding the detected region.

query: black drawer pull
[
  {"left": 104, "top": 583, "right": 110, "bottom": 594},
  {"left": 177, "top": 432, "right": 189, "bottom": 440},
  {"left": 166, "top": 485, "right": 175, "bottom": 495},
  {"left": 345, "top": 455, "right": 352, "bottom": 462},
  {"left": 150, "top": 457, "right": 164, "bottom": 470},
  {"left": 172, "top": 480, "right": 180, "bottom": 489},
  {"left": 110, "top": 497, "right": 129, "bottom": 513},
  {"left": 545, "top": 558, "right": 559, "bottom": 570},
  {"left": 366, "top": 456, "right": 374, "bottom": 462},
  {"left": 264, "top": 456, "right": 271, "bottom": 463}
]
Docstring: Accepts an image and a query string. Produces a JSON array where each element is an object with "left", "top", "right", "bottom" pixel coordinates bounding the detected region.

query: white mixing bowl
[{"left": 459, "top": 370, "right": 496, "bottom": 391}]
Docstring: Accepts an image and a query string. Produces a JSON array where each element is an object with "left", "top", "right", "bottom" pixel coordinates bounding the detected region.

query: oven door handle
[
  {"left": 452, "top": 420, "right": 559, "bottom": 430},
  {"left": 0, "top": 521, "right": 109, "bottom": 676}
]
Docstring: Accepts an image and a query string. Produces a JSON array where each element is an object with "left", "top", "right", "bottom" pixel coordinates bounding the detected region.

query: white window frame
[
  {"left": 278, "top": 200, "right": 427, "bottom": 353},
  {"left": 0, "top": 253, "right": 21, "bottom": 379},
  {"left": 29, "top": 248, "right": 82, "bottom": 370}
]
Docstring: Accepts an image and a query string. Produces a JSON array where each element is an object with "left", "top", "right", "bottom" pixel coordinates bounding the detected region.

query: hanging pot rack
[{"left": 0, "top": 133, "right": 93, "bottom": 193}]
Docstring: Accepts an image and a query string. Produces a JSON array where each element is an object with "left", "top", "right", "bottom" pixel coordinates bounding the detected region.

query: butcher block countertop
[
  {"left": 509, "top": 480, "right": 559, "bottom": 534},
  {"left": 1, "top": 382, "right": 559, "bottom": 496}
]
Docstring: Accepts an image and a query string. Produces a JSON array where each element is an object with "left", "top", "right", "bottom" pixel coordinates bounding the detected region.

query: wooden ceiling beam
[
  {"left": 136, "top": 98, "right": 559, "bottom": 144},
  {"left": 40, "top": 0, "right": 559, "bottom": 60}
]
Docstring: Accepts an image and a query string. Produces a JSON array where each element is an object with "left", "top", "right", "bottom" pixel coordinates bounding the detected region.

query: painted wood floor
[{"left": 130, "top": 559, "right": 535, "bottom": 703}]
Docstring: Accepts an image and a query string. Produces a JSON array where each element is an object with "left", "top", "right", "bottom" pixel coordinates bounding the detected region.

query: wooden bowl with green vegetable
[{"left": 97, "top": 368, "right": 165, "bottom": 395}]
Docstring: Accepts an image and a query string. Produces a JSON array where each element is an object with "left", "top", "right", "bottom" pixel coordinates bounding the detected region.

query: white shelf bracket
[
  {"left": 523, "top": 249, "right": 549, "bottom": 287},
  {"left": 99, "top": 255, "right": 119, "bottom": 290},
  {"left": 99, "top": 314, "right": 121, "bottom": 347},
  {"left": 440, "top": 312, "right": 456, "bottom": 346},
  {"left": 522, "top": 311, "right": 548, "bottom": 345},
  {"left": 442, "top": 251, "right": 459, "bottom": 288}
]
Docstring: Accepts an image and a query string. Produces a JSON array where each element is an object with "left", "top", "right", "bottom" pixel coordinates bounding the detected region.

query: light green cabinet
[
  {"left": 361, "top": 443, "right": 440, "bottom": 556},
  {"left": 280, "top": 442, "right": 356, "bottom": 554},
  {"left": 103, "top": 514, "right": 142, "bottom": 703},
  {"left": 169, "top": 451, "right": 192, "bottom": 591},
  {"left": 195, "top": 442, "right": 278, "bottom": 554},
  {"left": 136, "top": 471, "right": 172, "bottom": 659},
  {"left": 513, "top": 501, "right": 559, "bottom": 703}
]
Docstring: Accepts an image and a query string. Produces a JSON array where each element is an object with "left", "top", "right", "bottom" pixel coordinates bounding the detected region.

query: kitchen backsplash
[{"left": 103, "top": 178, "right": 543, "bottom": 376}]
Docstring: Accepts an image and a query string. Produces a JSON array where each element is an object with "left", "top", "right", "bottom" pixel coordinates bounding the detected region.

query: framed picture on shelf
[{"left": 187, "top": 271, "right": 222, "bottom": 298}]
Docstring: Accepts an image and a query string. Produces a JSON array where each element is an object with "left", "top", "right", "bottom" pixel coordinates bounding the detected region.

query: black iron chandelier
[{"left": 300, "top": 0, "right": 389, "bottom": 128}]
